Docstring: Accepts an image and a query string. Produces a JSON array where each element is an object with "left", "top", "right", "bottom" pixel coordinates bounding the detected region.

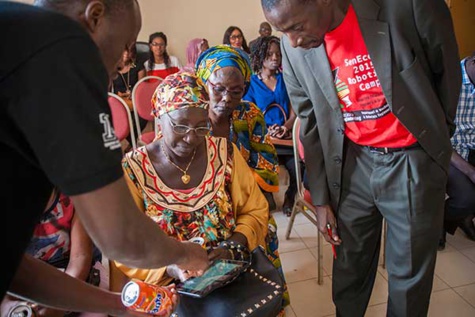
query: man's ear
[{"left": 82, "top": 1, "right": 106, "bottom": 33}]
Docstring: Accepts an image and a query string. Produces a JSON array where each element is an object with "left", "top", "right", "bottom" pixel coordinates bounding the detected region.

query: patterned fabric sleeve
[{"left": 233, "top": 101, "right": 280, "bottom": 192}]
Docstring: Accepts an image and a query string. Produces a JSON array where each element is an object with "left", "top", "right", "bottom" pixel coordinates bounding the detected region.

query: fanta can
[{"left": 121, "top": 280, "right": 173, "bottom": 315}]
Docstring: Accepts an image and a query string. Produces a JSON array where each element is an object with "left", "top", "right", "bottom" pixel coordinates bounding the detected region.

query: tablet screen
[{"left": 177, "top": 259, "right": 246, "bottom": 297}]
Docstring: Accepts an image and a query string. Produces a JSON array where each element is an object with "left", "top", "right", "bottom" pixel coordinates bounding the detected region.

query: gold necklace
[
  {"left": 160, "top": 142, "right": 197, "bottom": 184},
  {"left": 119, "top": 68, "right": 131, "bottom": 94}
]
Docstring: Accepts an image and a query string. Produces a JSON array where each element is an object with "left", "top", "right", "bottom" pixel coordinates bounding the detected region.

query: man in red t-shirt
[{"left": 262, "top": 0, "right": 461, "bottom": 316}]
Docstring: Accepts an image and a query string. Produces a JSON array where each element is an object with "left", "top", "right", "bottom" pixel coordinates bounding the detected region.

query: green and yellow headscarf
[{"left": 195, "top": 45, "right": 252, "bottom": 91}]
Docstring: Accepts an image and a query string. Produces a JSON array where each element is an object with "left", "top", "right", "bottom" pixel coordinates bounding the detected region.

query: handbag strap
[{"left": 263, "top": 103, "right": 288, "bottom": 122}]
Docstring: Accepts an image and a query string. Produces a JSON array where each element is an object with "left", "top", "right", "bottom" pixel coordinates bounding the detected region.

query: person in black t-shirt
[
  {"left": 1, "top": 1, "right": 208, "bottom": 316},
  {"left": 111, "top": 44, "right": 144, "bottom": 99}
]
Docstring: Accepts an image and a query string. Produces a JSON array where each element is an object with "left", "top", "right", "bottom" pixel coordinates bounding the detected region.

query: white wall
[
  {"left": 136, "top": 0, "right": 272, "bottom": 64},
  {"left": 12, "top": 0, "right": 272, "bottom": 64}
]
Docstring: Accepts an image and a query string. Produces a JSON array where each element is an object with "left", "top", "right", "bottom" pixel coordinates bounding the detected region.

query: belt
[{"left": 364, "top": 142, "right": 421, "bottom": 154}]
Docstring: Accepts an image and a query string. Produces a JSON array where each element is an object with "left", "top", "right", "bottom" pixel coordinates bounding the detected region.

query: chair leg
[
  {"left": 285, "top": 201, "right": 300, "bottom": 239},
  {"left": 382, "top": 219, "right": 387, "bottom": 269},
  {"left": 317, "top": 228, "right": 323, "bottom": 285}
]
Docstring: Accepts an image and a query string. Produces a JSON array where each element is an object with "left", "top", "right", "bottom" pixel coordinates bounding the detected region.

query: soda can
[
  {"left": 8, "top": 304, "right": 35, "bottom": 317},
  {"left": 121, "top": 280, "right": 173, "bottom": 315}
]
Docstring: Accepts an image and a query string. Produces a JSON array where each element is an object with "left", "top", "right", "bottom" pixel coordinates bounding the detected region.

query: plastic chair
[
  {"left": 108, "top": 92, "right": 137, "bottom": 150},
  {"left": 285, "top": 117, "right": 323, "bottom": 285},
  {"left": 135, "top": 41, "right": 150, "bottom": 69},
  {"left": 131, "top": 75, "right": 163, "bottom": 146}
]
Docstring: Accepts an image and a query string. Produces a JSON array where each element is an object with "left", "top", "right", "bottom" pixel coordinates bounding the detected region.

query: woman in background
[
  {"left": 139, "top": 32, "right": 182, "bottom": 80},
  {"left": 110, "top": 43, "right": 143, "bottom": 100},
  {"left": 196, "top": 45, "right": 290, "bottom": 310},
  {"left": 223, "top": 26, "right": 250, "bottom": 54},
  {"left": 244, "top": 35, "right": 300, "bottom": 216},
  {"left": 182, "top": 38, "right": 209, "bottom": 73}
]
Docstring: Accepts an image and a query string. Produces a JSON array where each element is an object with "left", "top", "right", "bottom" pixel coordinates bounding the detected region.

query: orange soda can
[{"left": 121, "top": 280, "right": 173, "bottom": 315}]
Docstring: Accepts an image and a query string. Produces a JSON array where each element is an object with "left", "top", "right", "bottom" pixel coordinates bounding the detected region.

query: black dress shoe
[
  {"left": 438, "top": 229, "right": 446, "bottom": 251},
  {"left": 282, "top": 196, "right": 294, "bottom": 217},
  {"left": 459, "top": 217, "right": 475, "bottom": 241},
  {"left": 262, "top": 191, "right": 277, "bottom": 211}
]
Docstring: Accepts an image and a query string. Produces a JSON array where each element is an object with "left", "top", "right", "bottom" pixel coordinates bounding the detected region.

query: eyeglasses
[
  {"left": 150, "top": 42, "right": 166, "bottom": 47},
  {"left": 166, "top": 113, "right": 210, "bottom": 136},
  {"left": 207, "top": 80, "right": 244, "bottom": 99},
  {"left": 230, "top": 35, "right": 243, "bottom": 40}
]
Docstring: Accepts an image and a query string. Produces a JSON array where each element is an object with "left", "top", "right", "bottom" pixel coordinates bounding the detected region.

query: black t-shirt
[
  {"left": 110, "top": 63, "right": 144, "bottom": 94},
  {"left": 0, "top": 2, "right": 123, "bottom": 297}
]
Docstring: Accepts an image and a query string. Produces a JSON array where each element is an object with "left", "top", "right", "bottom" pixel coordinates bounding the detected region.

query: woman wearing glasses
[
  {"left": 111, "top": 72, "right": 268, "bottom": 291},
  {"left": 196, "top": 45, "right": 290, "bottom": 312},
  {"left": 223, "top": 26, "right": 250, "bottom": 54},
  {"left": 139, "top": 32, "right": 182, "bottom": 80}
]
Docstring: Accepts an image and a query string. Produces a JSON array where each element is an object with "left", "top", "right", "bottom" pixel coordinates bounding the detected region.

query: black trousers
[
  {"left": 444, "top": 159, "right": 475, "bottom": 234},
  {"left": 333, "top": 141, "right": 445, "bottom": 317}
]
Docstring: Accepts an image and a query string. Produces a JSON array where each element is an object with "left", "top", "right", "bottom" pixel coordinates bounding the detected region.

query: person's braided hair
[{"left": 250, "top": 35, "right": 281, "bottom": 73}]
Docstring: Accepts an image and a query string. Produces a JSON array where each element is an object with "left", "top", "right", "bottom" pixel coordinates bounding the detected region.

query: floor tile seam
[{"left": 451, "top": 286, "right": 475, "bottom": 309}]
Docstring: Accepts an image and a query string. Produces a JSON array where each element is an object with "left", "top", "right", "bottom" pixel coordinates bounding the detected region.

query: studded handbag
[{"left": 175, "top": 245, "right": 284, "bottom": 317}]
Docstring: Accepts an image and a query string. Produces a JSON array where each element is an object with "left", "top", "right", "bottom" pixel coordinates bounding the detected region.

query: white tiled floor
[{"left": 275, "top": 167, "right": 475, "bottom": 317}]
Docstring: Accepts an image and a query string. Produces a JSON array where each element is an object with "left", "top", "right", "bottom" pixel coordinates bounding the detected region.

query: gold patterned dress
[{"left": 114, "top": 136, "right": 268, "bottom": 285}]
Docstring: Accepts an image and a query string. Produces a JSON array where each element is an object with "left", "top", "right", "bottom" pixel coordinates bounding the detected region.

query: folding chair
[
  {"left": 285, "top": 117, "right": 323, "bottom": 284},
  {"left": 108, "top": 92, "right": 137, "bottom": 150},
  {"left": 131, "top": 75, "right": 163, "bottom": 146}
]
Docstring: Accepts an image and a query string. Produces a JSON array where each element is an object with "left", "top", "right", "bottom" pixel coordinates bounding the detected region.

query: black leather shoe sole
[{"left": 459, "top": 219, "right": 475, "bottom": 241}]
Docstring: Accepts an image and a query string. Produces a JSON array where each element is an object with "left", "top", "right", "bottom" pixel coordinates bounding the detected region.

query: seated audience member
[
  {"left": 182, "top": 38, "right": 209, "bottom": 73},
  {"left": 440, "top": 53, "right": 475, "bottom": 250},
  {"left": 1, "top": 189, "right": 103, "bottom": 317},
  {"left": 223, "top": 26, "right": 250, "bottom": 54},
  {"left": 244, "top": 35, "right": 301, "bottom": 216},
  {"left": 112, "top": 71, "right": 266, "bottom": 286},
  {"left": 196, "top": 46, "right": 290, "bottom": 308},
  {"left": 110, "top": 43, "right": 143, "bottom": 100},
  {"left": 248, "top": 22, "right": 272, "bottom": 55},
  {"left": 111, "top": 45, "right": 147, "bottom": 144},
  {"left": 196, "top": 45, "right": 279, "bottom": 209},
  {"left": 139, "top": 32, "right": 182, "bottom": 80}
]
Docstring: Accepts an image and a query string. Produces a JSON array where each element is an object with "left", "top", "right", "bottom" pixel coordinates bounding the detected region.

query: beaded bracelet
[{"left": 218, "top": 240, "right": 251, "bottom": 262}]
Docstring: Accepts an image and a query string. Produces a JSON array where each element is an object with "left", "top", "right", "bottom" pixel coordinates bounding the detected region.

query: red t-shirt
[{"left": 324, "top": 5, "right": 416, "bottom": 147}]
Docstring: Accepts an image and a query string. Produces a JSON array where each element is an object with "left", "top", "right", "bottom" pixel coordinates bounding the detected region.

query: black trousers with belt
[{"left": 333, "top": 141, "right": 446, "bottom": 317}]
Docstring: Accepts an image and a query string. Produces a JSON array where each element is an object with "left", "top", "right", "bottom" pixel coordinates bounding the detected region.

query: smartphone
[{"left": 176, "top": 259, "right": 247, "bottom": 298}]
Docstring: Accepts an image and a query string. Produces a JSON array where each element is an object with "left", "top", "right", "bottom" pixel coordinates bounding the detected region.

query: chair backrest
[
  {"left": 108, "top": 92, "right": 137, "bottom": 150},
  {"left": 292, "top": 117, "right": 306, "bottom": 196},
  {"left": 131, "top": 75, "right": 163, "bottom": 139},
  {"left": 135, "top": 41, "right": 150, "bottom": 68}
]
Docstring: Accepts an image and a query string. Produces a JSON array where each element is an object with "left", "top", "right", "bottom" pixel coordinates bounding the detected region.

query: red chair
[
  {"left": 131, "top": 75, "right": 163, "bottom": 146},
  {"left": 108, "top": 92, "right": 137, "bottom": 150},
  {"left": 285, "top": 117, "right": 323, "bottom": 284}
]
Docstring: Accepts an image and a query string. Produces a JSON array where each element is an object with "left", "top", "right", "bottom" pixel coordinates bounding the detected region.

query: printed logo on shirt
[
  {"left": 99, "top": 113, "right": 121, "bottom": 150},
  {"left": 333, "top": 68, "right": 352, "bottom": 108}
]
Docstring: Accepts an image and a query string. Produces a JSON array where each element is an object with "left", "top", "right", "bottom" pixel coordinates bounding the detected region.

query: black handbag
[{"left": 175, "top": 246, "right": 284, "bottom": 317}]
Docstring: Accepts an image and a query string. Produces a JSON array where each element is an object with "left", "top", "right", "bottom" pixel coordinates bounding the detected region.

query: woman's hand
[
  {"left": 118, "top": 91, "right": 131, "bottom": 100},
  {"left": 269, "top": 125, "right": 291, "bottom": 139}
]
